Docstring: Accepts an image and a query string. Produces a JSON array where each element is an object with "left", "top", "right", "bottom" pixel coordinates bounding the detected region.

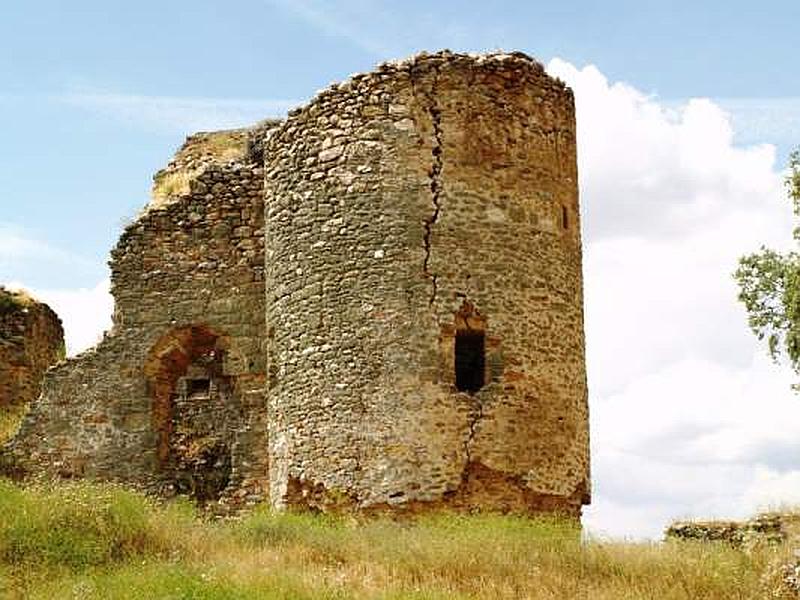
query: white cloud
[
  {"left": 0, "top": 223, "right": 94, "bottom": 271},
  {"left": 7, "top": 57, "right": 800, "bottom": 540},
  {"left": 1, "top": 226, "right": 110, "bottom": 354},
  {"left": 547, "top": 60, "right": 787, "bottom": 242},
  {"left": 716, "top": 97, "right": 800, "bottom": 154},
  {"left": 547, "top": 59, "right": 800, "bottom": 538},
  {"left": 7, "top": 278, "right": 113, "bottom": 356},
  {"left": 585, "top": 354, "right": 800, "bottom": 538},
  {"left": 0, "top": 223, "right": 101, "bottom": 292},
  {"left": 741, "top": 468, "right": 800, "bottom": 510},
  {"left": 59, "top": 91, "right": 299, "bottom": 134}
]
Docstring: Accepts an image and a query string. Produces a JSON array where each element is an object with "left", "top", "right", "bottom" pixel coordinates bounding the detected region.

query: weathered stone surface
[
  {"left": 0, "top": 288, "right": 63, "bottom": 414},
  {"left": 265, "top": 51, "right": 589, "bottom": 517},
  {"left": 668, "top": 513, "right": 800, "bottom": 596},
  {"left": 3, "top": 51, "right": 590, "bottom": 519},
  {"left": 666, "top": 513, "right": 800, "bottom": 548},
  {"left": 3, "top": 127, "right": 273, "bottom": 510}
]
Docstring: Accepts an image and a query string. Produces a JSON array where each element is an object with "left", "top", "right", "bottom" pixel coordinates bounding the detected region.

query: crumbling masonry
[
  {"left": 2, "top": 51, "right": 590, "bottom": 517},
  {"left": 0, "top": 288, "right": 64, "bottom": 414}
]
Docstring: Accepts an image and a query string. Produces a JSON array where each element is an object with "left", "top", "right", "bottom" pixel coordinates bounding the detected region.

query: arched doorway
[{"left": 144, "top": 324, "right": 241, "bottom": 503}]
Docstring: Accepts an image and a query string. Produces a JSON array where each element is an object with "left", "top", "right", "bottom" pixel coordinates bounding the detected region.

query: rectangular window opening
[
  {"left": 455, "top": 330, "right": 485, "bottom": 394},
  {"left": 561, "top": 205, "right": 569, "bottom": 230},
  {"left": 187, "top": 378, "right": 211, "bottom": 396}
]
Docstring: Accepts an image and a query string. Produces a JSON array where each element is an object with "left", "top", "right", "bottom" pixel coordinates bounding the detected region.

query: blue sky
[
  {"left": 4, "top": 1, "right": 800, "bottom": 538},
  {"left": 3, "top": 0, "right": 800, "bottom": 287}
]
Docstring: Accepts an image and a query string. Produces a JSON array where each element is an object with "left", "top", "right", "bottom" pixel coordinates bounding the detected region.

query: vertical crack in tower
[
  {"left": 414, "top": 63, "right": 444, "bottom": 308},
  {"left": 462, "top": 397, "right": 484, "bottom": 473}
]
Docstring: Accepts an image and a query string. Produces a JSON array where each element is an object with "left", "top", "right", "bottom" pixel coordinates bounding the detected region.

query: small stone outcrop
[
  {"left": 3, "top": 51, "right": 590, "bottom": 519},
  {"left": 666, "top": 514, "right": 795, "bottom": 548},
  {"left": 667, "top": 512, "right": 800, "bottom": 597}
]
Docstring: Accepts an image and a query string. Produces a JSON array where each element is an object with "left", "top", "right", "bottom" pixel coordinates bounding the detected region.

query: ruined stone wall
[
  {"left": 666, "top": 513, "right": 800, "bottom": 548},
  {"left": 5, "top": 128, "right": 274, "bottom": 509},
  {"left": 264, "top": 51, "right": 589, "bottom": 516},
  {"left": 0, "top": 289, "right": 64, "bottom": 411},
  {"left": 4, "top": 51, "right": 589, "bottom": 519}
]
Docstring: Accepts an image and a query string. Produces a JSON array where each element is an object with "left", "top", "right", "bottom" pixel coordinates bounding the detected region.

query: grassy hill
[{"left": 0, "top": 478, "right": 796, "bottom": 599}]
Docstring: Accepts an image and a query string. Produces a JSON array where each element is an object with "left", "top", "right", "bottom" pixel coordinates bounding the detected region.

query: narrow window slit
[
  {"left": 187, "top": 377, "right": 210, "bottom": 397},
  {"left": 455, "top": 330, "right": 485, "bottom": 393},
  {"left": 561, "top": 205, "right": 569, "bottom": 230}
]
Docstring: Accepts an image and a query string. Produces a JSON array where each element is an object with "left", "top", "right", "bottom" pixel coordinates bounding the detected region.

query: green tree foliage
[{"left": 735, "top": 150, "right": 800, "bottom": 373}]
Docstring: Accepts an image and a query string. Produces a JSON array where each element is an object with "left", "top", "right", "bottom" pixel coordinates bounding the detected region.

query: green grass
[
  {"left": 0, "top": 479, "right": 177, "bottom": 569},
  {"left": 15, "top": 564, "right": 348, "bottom": 600},
  {"left": 0, "top": 404, "right": 28, "bottom": 445},
  {"left": 0, "top": 478, "right": 796, "bottom": 599}
]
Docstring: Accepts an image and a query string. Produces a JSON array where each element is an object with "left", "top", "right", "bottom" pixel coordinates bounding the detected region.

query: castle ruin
[
  {"left": 2, "top": 51, "right": 590, "bottom": 517},
  {"left": 0, "top": 288, "right": 64, "bottom": 450}
]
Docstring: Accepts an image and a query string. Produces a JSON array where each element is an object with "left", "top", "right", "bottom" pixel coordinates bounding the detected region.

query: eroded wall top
[{"left": 0, "top": 287, "right": 64, "bottom": 412}]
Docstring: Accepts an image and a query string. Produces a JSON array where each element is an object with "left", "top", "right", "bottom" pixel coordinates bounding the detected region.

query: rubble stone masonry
[
  {"left": 0, "top": 289, "right": 64, "bottom": 412},
  {"left": 3, "top": 51, "right": 590, "bottom": 518},
  {"left": 265, "top": 51, "right": 588, "bottom": 516},
  {"left": 3, "top": 127, "right": 274, "bottom": 509}
]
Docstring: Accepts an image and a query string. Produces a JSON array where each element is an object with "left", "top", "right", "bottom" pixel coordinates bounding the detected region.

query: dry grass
[
  {"left": 150, "top": 169, "right": 197, "bottom": 205},
  {"left": 197, "top": 131, "right": 247, "bottom": 162},
  {"left": 0, "top": 288, "right": 36, "bottom": 315},
  {"left": 0, "top": 403, "right": 28, "bottom": 445},
  {"left": 149, "top": 130, "right": 247, "bottom": 206},
  {"left": 0, "top": 479, "right": 796, "bottom": 599}
]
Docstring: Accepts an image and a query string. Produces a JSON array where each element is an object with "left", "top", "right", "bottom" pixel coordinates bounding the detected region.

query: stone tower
[
  {"left": 2, "top": 51, "right": 589, "bottom": 519},
  {"left": 264, "top": 51, "right": 589, "bottom": 515}
]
